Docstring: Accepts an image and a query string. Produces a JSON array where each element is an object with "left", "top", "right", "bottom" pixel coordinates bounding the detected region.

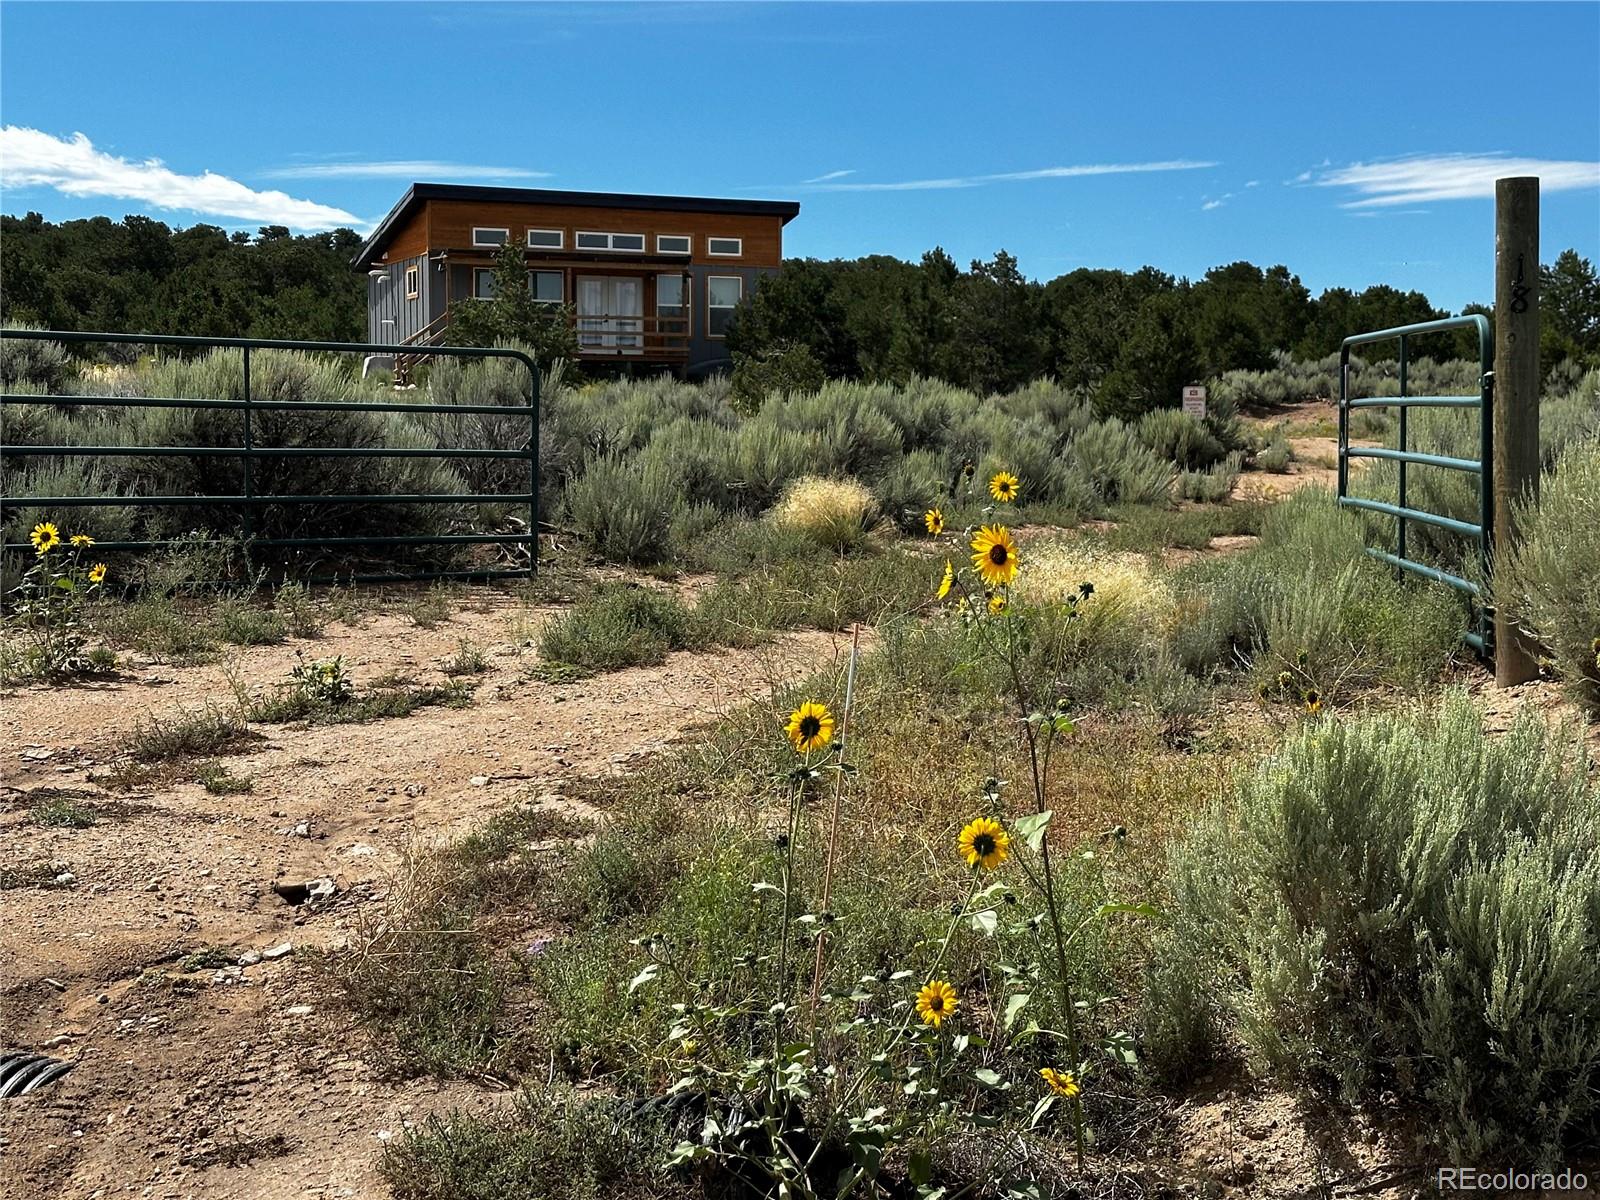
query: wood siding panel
[
  {"left": 382, "top": 210, "right": 429, "bottom": 263},
  {"left": 421, "top": 201, "right": 784, "bottom": 268}
]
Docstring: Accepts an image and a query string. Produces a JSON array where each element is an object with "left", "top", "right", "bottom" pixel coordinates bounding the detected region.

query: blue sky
[{"left": 2, "top": 1, "right": 1596, "bottom": 310}]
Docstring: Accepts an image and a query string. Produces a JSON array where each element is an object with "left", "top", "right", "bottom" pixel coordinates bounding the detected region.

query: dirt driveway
[{"left": 0, "top": 599, "right": 853, "bottom": 1199}]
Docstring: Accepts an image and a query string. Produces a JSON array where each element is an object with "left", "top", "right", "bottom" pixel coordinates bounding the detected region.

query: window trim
[
  {"left": 706, "top": 274, "right": 743, "bottom": 340},
  {"left": 656, "top": 273, "right": 691, "bottom": 337},
  {"left": 404, "top": 265, "right": 419, "bottom": 299},
  {"left": 707, "top": 236, "right": 743, "bottom": 258},
  {"left": 472, "top": 267, "right": 496, "bottom": 300},
  {"left": 575, "top": 230, "right": 648, "bottom": 253},
  {"left": 528, "top": 269, "right": 564, "bottom": 305},
  {"left": 656, "top": 234, "right": 692, "bottom": 256},
  {"left": 526, "top": 228, "right": 564, "bottom": 250},
  {"left": 471, "top": 227, "right": 511, "bottom": 248}
]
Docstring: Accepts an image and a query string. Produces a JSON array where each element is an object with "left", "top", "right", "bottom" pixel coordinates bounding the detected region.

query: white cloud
[
  {"left": 1311, "top": 153, "right": 1600, "bottom": 208},
  {"left": 261, "top": 160, "right": 551, "bottom": 181},
  {"left": 0, "top": 127, "right": 360, "bottom": 229},
  {"left": 1202, "top": 197, "right": 1227, "bottom": 211},
  {"left": 1244, "top": 180, "right": 1260, "bottom": 188},
  {"left": 802, "top": 169, "right": 856, "bottom": 184},
  {"left": 797, "top": 159, "right": 1217, "bottom": 192}
]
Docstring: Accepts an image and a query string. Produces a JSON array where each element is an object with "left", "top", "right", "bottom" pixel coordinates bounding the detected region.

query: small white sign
[{"left": 1182, "top": 385, "right": 1207, "bottom": 418}]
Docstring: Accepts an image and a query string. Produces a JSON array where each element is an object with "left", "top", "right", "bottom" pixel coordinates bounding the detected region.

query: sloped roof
[{"left": 352, "top": 183, "right": 801, "bottom": 268}]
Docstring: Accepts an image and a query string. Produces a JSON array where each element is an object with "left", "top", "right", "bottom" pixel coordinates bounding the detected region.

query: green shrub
[
  {"left": 1175, "top": 451, "right": 1242, "bottom": 502},
  {"left": 730, "top": 340, "right": 826, "bottom": 414},
  {"left": 564, "top": 453, "right": 684, "bottom": 564},
  {"left": 537, "top": 584, "right": 695, "bottom": 673},
  {"left": 1137, "top": 408, "right": 1227, "bottom": 470},
  {"left": 1063, "top": 418, "right": 1173, "bottom": 506},
  {"left": 1147, "top": 695, "right": 1600, "bottom": 1166},
  {"left": 1496, "top": 437, "right": 1600, "bottom": 711},
  {"left": 1255, "top": 428, "right": 1292, "bottom": 473}
]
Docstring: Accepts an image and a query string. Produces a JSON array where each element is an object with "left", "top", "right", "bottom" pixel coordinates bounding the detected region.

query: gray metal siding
[
  {"left": 366, "top": 254, "right": 428, "bottom": 345},
  {"left": 686, "top": 265, "right": 775, "bottom": 375}
]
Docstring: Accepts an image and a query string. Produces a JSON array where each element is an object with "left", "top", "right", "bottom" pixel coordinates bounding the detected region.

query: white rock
[
  {"left": 261, "top": 943, "right": 293, "bottom": 960},
  {"left": 469, "top": 775, "right": 490, "bottom": 787}
]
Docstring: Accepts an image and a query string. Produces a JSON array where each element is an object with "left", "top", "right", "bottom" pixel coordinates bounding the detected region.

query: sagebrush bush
[
  {"left": 769, "top": 475, "right": 880, "bottom": 550},
  {"left": 1496, "top": 437, "right": 1600, "bottom": 711},
  {"left": 1176, "top": 451, "right": 1243, "bottom": 502},
  {"left": 564, "top": 453, "right": 684, "bottom": 564},
  {"left": 1147, "top": 694, "right": 1600, "bottom": 1166},
  {"left": 1137, "top": 408, "right": 1226, "bottom": 470},
  {"left": 1064, "top": 418, "right": 1173, "bottom": 506},
  {"left": 1168, "top": 489, "right": 1464, "bottom": 692},
  {"left": 1255, "top": 428, "right": 1292, "bottom": 473}
]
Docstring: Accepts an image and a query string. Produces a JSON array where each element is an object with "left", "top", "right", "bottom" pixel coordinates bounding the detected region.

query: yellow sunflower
[
  {"left": 987, "top": 592, "right": 1007, "bottom": 615},
  {"left": 989, "top": 472, "right": 1020, "bottom": 503},
  {"left": 785, "top": 701, "right": 835, "bottom": 754},
  {"left": 924, "top": 508, "right": 945, "bottom": 536},
  {"left": 1303, "top": 689, "right": 1322, "bottom": 715},
  {"left": 958, "top": 817, "right": 1010, "bottom": 870},
  {"left": 88, "top": 563, "right": 108, "bottom": 585},
  {"left": 1039, "top": 1067, "right": 1080, "bottom": 1098},
  {"left": 970, "top": 526, "right": 1019, "bottom": 588},
  {"left": 915, "top": 980, "right": 959, "bottom": 1028},
  {"left": 31, "top": 522, "right": 60, "bottom": 555},
  {"left": 70, "top": 533, "right": 95, "bottom": 548},
  {"left": 937, "top": 560, "right": 954, "bottom": 601}
]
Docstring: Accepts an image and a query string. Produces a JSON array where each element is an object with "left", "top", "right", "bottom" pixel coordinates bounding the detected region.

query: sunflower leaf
[
  {"left": 1003, "top": 992, "right": 1031, "bottom": 1030},
  {"left": 973, "top": 1067, "right": 1003, "bottom": 1088},
  {"left": 628, "top": 963, "right": 659, "bottom": 993},
  {"left": 1013, "top": 810, "right": 1053, "bottom": 852}
]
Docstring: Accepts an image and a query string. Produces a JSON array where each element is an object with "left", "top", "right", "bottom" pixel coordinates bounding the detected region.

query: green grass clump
[
  {"left": 537, "top": 584, "right": 698, "bottom": 674},
  {"left": 380, "top": 1088, "right": 675, "bottom": 1200},
  {"left": 31, "top": 796, "right": 99, "bottom": 828},
  {"left": 1147, "top": 694, "right": 1600, "bottom": 1165},
  {"left": 126, "top": 706, "right": 253, "bottom": 762},
  {"left": 196, "top": 760, "right": 253, "bottom": 794}
]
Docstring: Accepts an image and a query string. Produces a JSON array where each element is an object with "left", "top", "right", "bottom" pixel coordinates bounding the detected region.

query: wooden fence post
[{"left": 1492, "top": 176, "right": 1541, "bottom": 686}]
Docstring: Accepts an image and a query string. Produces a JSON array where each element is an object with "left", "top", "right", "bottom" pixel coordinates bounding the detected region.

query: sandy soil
[{"left": 0, "top": 599, "right": 856, "bottom": 1199}]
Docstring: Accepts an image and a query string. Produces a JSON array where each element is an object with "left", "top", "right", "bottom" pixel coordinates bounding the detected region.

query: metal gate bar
[
  {"left": 1337, "top": 314, "right": 1493, "bottom": 654},
  {"left": 0, "top": 330, "right": 540, "bottom": 583}
]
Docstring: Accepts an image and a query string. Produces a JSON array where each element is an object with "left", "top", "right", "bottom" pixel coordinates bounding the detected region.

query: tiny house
[{"left": 352, "top": 184, "right": 801, "bottom": 376}]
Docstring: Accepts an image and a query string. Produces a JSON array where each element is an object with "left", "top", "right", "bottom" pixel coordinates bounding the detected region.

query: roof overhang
[{"left": 352, "top": 183, "right": 801, "bottom": 269}]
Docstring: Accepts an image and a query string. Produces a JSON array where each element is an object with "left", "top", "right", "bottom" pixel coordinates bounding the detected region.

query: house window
[
  {"left": 529, "top": 270, "right": 563, "bottom": 304},
  {"left": 404, "top": 265, "right": 419, "bottom": 298},
  {"left": 472, "top": 227, "right": 510, "bottom": 247},
  {"left": 707, "top": 275, "right": 743, "bottom": 338},
  {"left": 707, "top": 237, "right": 743, "bottom": 257},
  {"left": 657, "top": 274, "right": 689, "bottom": 334},
  {"left": 575, "top": 231, "right": 647, "bottom": 252},
  {"left": 526, "top": 228, "right": 564, "bottom": 250},
  {"left": 657, "top": 234, "right": 691, "bottom": 255},
  {"left": 473, "top": 268, "right": 496, "bottom": 299}
]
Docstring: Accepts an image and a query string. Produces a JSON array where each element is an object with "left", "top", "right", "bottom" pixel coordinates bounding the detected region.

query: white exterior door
[{"left": 577, "top": 276, "right": 643, "bottom": 353}]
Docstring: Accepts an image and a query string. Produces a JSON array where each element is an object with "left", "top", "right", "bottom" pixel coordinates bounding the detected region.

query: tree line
[{"left": 2, "top": 212, "right": 1594, "bottom": 406}]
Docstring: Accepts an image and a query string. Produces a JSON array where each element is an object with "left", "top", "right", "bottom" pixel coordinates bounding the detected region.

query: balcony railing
[{"left": 574, "top": 313, "right": 689, "bottom": 359}]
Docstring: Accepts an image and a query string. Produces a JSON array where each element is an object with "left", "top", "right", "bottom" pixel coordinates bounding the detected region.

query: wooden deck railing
[{"left": 393, "top": 311, "right": 690, "bottom": 381}]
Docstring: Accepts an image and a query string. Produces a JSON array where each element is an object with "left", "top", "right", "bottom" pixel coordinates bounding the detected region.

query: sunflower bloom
[
  {"left": 958, "top": 817, "right": 1010, "bottom": 870},
  {"left": 88, "top": 563, "right": 108, "bottom": 585},
  {"left": 987, "top": 592, "right": 1007, "bottom": 615},
  {"left": 937, "top": 560, "right": 954, "bottom": 601},
  {"left": 924, "top": 508, "right": 945, "bottom": 536},
  {"left": 1040, "top": 1067, "right": 1080, "bottom": 1098},
  {"left": 70, "top": 533, "right": 95, "bottom": 548},
  {"left": 989, "top": 472, "right": 1020, "bottom": 503},
  {"left": 915, "top": 980, "right": 959, "bottom": 1028},
  {"left": 31, "top": 522, "right": 60, "bottom": 555},
  {"left": 785, "top": 701, "right": 835, "bottom": 754},
  {"left": 970, "top": 526, "right": 1019, "bottom": 588},
  {"left": 1303, "top": 689, "right": 1322, "bottom": 715}
]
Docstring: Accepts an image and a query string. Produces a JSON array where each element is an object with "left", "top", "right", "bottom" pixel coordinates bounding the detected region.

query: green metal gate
[
  {"left": 0, "top": 329, "right": 541, "bottom": 584},
  {"left": 1337, "top": 314, "right": 1493, "bottom": 653}
]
